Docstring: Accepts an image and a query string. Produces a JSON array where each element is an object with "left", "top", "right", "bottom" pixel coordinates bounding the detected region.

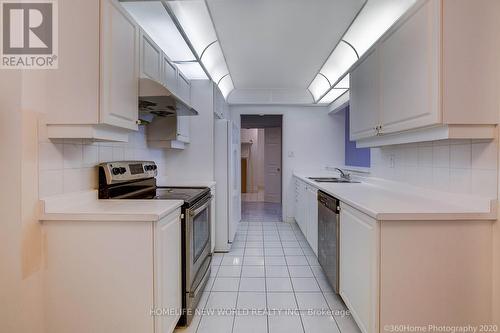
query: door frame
[{"left": 240, "top": 115, "right": 283, "bottom": 220}]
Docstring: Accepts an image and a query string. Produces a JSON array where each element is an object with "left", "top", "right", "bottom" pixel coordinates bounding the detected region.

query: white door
[
  {"left": 349, "top": 48, "right": 380, "bottom": 140},
  {"left": 162, "top": 54, "right": 178, "bottom": 93},
  {"left": 264, "top": 127, "right": 282, "bottom": 203},
  {"left": 306, "top": 186, "right": 318, "bottom": 256},
  {"left": 100, "top": 0, "right": 139, "bottom": 131},
  {"left": 154, "top": 212, "right": 182, "bottom": 333},
  {"left": 379, "top": 0, "right": 440, "bottom": 135},
  {"left": 214, "top": 119, "right": 230, "bottom": 251}
]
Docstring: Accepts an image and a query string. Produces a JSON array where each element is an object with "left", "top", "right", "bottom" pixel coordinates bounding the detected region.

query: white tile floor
[{"left": 175, "top": 221, "right": 361, "bottom": 333}]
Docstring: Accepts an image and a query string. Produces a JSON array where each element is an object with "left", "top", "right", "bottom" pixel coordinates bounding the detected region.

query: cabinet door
[
  {"left": 100, "top": 0, "right": 139, "bottom": 131},
  {"left": 350, "top": 49, "right": 380, "bottom": 140},
  {"left": 140, "top": 32, "right": 162, "bottom": 82},
  {"left": 162, "top": 54, "right": 178, "bottom": 93},
  {"left": 306, "top": 186, "right": 318, "bottom": 256},
  {"left": 177, "top": 73, "right": 191, "bottom": 104},
  {"left": 155, "top": 212, "right": 182, "bottom": 333},
  {"left": 340, "top": 203, "right": 378, "bottom": 333},
  {"left": 176, "top": 116, "right": 190, "bottom": 143},
  {"left": 379, "top": 0, "right": 440, "bottom": 135}
]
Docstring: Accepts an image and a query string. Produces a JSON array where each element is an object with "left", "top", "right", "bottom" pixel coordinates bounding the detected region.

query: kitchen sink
[{"left": 307, "top": 177, "right": 360, "bottom": 183}]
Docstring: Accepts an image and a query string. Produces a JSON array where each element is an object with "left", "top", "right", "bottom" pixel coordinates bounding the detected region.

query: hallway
[{"left": 241, "top": 202, "right": 282, "bottom": 222}]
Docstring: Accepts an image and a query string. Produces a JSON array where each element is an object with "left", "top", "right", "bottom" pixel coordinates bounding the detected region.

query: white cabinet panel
[
  {"left": 140, "top": 32, "right": 162, "bottom": 82},
  {"left": 100, "top": 0, "right": 139, "bottom": 131},
  {"left": 350, "top": 49, "right": 379, "bottom": 140},
  {"left": 379, "top": 0, "right": 440, "bottom": 135},
  {"left": 176, "top": 116, "right": 190, "bottom": 144},
  {"left": 340, "top": 203, "right": 378, "bottom": 333},
  {"left": 306, "top": 185, "right": 318, "bottom": 256},
  {"left": 162, "top": 54, "right": 178, "bottom": 93},
  {"left": 177, "top": 72, "right": 191, "bottom": 104},
  {"left": 154, "top": 213, "right": 182, "bottom": 333}
]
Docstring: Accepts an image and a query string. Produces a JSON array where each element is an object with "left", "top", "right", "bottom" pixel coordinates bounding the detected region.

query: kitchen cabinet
[
  {"left": 294, "top": 178, "right": 318, "bottom": 255},
  {"left": 339, "top": 202, "right": 493, "bottom": 333},
  {"left": 162, "top": 54, "right": 178, "bottom": 94},
  {"left": 42, "top": 208, "right": 183, "bottom": 333},
  {"left": 177, "top": 72, "right": 192, "bottom": 105},
  {"left": 349, "top": 0, "right": 499, "bottom": 147},
  {"left": 349, "top": 49, "right": 380, "bottom": 140},
  {"left": 305, "top": 184, "right": 318, "bottom": 255},
  {"left": 147, "top": 116, "right": 190, "bottom": 150},
  {"left": 46, "top": 0, "right": 140, "bottom": 142},
  {"left": 140, "top": 32, "right": 162, "bottom": 83},
  {"left": 339, "top": 203, "right": 378, "bottom": 333},
  {"left": 154, "top": 213, "right": 182, "bottom": 333}
]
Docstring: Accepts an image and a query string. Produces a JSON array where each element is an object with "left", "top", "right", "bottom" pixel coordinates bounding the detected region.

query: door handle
[{"left": 277, "top": 168, "right": 281, "bottom": 172}]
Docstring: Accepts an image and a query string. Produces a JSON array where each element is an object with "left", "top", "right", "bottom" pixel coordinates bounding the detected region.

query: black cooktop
[{"left": 154, "top": 187, "right": 210, "bottom": 206}]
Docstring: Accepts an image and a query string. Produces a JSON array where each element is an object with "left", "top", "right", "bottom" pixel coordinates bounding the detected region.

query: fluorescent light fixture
[
  {"left": 318, "top": 88, "right": 348, "bottom": 104},
  {"left": 121, "top": 1, "right": 195, "bottom": 62},
  {"left": 167, "top": 1, "right": 217, "bottom": 57},
  {"left": 218, "top": 75, "right": 234, "bottom": 99},
  {"left": 309, "top": 75, "right": 331, "bottom": 102},
  {"left": 343, "top": 0, "right": 417, "bottom": 58},
  {"left": 175, "top": 62, "right": 208, "bottom": 80},
  {"left": 308, "top": 0, "right": 417, "bottom": 104},
  {"left": 167, "top": 1, "right": 234, "bottom": 99}
]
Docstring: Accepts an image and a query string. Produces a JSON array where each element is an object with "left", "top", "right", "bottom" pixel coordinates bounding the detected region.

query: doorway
[{"left": 240, "top": 115, "right": 282, "bottom": 222}]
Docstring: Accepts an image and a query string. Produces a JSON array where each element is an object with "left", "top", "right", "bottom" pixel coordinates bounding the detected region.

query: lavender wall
[{"left": 344, "top": 106, "right": 371, "bottom": 167}]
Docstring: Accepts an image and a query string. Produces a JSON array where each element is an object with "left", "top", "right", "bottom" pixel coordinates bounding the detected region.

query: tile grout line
[{"left": 279, "top": 225, "right": 306, "bottom": 333}]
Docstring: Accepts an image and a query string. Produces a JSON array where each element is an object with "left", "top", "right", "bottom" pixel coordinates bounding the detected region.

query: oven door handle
[{"left": 188, "top": 195, "right": 212, "bottom": 217}]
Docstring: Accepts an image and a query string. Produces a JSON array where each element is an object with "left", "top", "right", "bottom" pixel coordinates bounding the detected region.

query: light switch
[{"left": 288, "top": 151, "right": 295, "bottom": 158}]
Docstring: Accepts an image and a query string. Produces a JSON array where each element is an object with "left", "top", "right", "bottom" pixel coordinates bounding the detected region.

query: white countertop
[
  {"left": 294, "top": 173, "right": 496, "bottom": 221},
  {"left": 39, "top": 191, "right": 183, "bottom": 222}
]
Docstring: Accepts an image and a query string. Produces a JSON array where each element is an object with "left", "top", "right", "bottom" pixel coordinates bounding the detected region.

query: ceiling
[{"left": 206, "top": 0, "right": 366, "bottom": 91}]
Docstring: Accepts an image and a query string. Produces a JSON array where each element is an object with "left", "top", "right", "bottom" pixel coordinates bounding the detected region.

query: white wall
[
  {"left": 1, "top": 71, "right": 44, "bottom": 333},
  {"left": 370, "top": 139, "right": 498, "bottom": 199},
  {"left": 161, "top": 80, "right": 215, "bottom": 183},
  {"left": 231, "top": 105, "right": 345, "bottom": 221}
]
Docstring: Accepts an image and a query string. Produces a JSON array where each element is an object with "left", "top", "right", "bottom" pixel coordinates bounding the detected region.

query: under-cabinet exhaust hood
[{"left": 139, "top": 78, "right": 198, "bottom": 117}]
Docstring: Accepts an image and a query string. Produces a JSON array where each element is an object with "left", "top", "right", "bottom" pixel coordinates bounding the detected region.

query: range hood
[{"left": 138, "top": 78, "right": 198, "bottom": 117}]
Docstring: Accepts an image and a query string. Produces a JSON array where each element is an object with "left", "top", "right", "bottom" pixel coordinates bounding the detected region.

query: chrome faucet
[{"left": 334, "top": 168, "right": 351, "bottom": 181}]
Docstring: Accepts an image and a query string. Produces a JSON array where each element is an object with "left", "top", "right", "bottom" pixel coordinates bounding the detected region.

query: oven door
[{"left": 185, "top": 195, "right": 212, "bottom": 295}]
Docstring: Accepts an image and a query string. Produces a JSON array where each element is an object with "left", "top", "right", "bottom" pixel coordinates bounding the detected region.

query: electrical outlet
[{"left": 288, "top": 151, "right": 295, "bottom": 158}]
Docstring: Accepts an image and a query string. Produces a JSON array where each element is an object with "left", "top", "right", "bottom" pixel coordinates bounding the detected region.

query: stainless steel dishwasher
[{"left": 317, "top": 190, "right": 340, "bottom": 294}]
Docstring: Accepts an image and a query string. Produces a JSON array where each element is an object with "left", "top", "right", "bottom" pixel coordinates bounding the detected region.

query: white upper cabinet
[
  {"left": 100, "top": 0, "right": 140, "bottom": 131},
  {"left": 349, "top": 49, "right": 380, "bottom": 141},
  {"left": 162, "top": 54, "right": 178, "bottom": 94},
  {"left": 177, "top": 72, "right": 192, "bottom": 105},
  {"left": 349, "top": 0, "right": 499, "bottom": 148},
  {"left": 379, "top": 0, "right": 440, "bottom": 135},
  {"left": 46, "top": 0, "right": 139, "bottom": 142},
  {"left": 140, "top": 32, "right": 162, "bottom": 82}
]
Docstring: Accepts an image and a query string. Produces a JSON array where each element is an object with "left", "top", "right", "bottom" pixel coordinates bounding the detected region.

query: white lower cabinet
[
  {"left": 42, "top": 209, "right": 182, "bottom": 333},
  {"left": 339, "top": 202, "right": 494, "bottom": 333},
  {"left": 339, "top": 203, "right": 378, "bottom": 333},
  {"left": 154, "top": 214, "right": 182, "bottom": 333},
  {"left": 294, "top": 177, "right": 318, "bottom": 255}
]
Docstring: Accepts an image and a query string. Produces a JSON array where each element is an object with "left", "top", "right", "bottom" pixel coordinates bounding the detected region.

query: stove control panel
[{"left": 99, "top": 161, "right": 157, "bottom": 184}]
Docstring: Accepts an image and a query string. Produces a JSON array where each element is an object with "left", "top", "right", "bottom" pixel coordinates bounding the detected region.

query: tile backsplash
[
  {"left": 38, "top": 118, "right": 167, "bottom": 198},
  {"left": 370, "top": 139, "right": 498, "bottom": 199}
]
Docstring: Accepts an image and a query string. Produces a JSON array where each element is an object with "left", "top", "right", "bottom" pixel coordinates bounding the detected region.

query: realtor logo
[{"left": 1, "top": 0, "right": 58, "bottom": 69}]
